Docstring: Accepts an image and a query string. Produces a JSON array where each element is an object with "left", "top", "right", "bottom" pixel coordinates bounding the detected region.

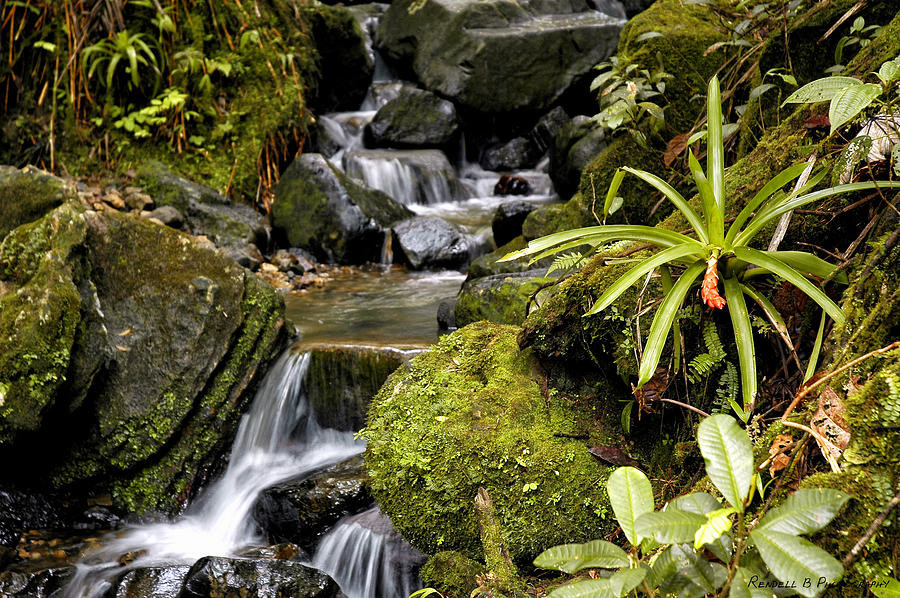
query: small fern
[
  {"left": 688, "top": 321, "right": 726, "bottom": 383},
  {"left": 547, "top": 251, "right": 588, "bottom": 275},
  {"left": 714, "top": 361, "right": 740, "bottom": 415}
]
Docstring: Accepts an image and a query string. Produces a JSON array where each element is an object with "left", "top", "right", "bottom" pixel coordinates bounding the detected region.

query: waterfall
[{"left": 62, "top": 350, "right": 364, "bottom": 598}]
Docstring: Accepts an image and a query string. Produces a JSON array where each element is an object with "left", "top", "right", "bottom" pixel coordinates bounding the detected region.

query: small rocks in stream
[
  {"left": 391, "top": 216, "right": 475, "bottom": 270},
  {"left": 492, "top": 200, "right": 537, "bottom": 247},
  {"left": 180, "top": 556, "right": 339, "bottom": 598},
  {"left": 271, "top": 249, "right": 316, "bottom": 275},
  {"left": 437, "top": 298, "right": 457, "bottom": 330},
  {"left": 143, "top": 205, "right": 184, "bottom": 228},
  {"left": 493, "top": 174, "right": 530, "bottom": 196},
  {"left": 124, "top": 189, "right": 154, "bottom": 211},
  {"left": 479, "top": 137, "right": 541, "bottom": 171}
]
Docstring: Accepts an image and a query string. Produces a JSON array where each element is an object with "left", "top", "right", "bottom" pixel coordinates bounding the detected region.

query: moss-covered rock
[
  {"left": 420, "top": 551, "right": 486, "bottom": 598},
  {"left": 0, "top": 200, "right": 288, "bottom": 513},
  {"left": 455, "top": 270, "right": 553, "bottom": 328},
  {"left": 0, "top": 166, "right": 70, "bottom": 242},
  {"left": 362, "top": 322, "right": 620, "bottom": 563}
]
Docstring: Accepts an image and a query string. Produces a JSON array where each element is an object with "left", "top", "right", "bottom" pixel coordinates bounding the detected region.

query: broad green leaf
[
  {"left": 782, "top": 76, "right": 862, "bottom": 104},
  {"left": 749, "top": 529, "right": 843, "bottom": 597},
  {"left": 878, "top": 58, "right": 900, "bottom": 84},
  {"left": 829, "top": 83, "right": 881, "bottom": 134},
  {"left": 871, "top": 575, "right": 900, "bottom": 598},
  {"left": 604, "top": 169, "right": 626, "bottom": 222},
  {"left": 659, "top": 266, "right": 680, "bottom": 372},
  {"left": 729, "top": 567, "right": 777, "bottom": 598},
  {"left": 733, "top": 247, "right": 845, "bottom": 323},
  {"left": 765, "top": 251, "right": 847, "bottom": 283},
  {"left": 587, "top": 243, "right": 705, "bottom": 315},
  {"left": 610, "top": 568, "right": 647, "bottom": 596},
  {"left": 533, "top": 540, "right": 629, "bottom": 573},
  {"left": 671, "top": 544, "right": 728, "bottom": 593},
  {"left": 498, "top": 225, "right": 695, "bottom": 262},
  {"left": 635, "top": 509, "right": 705, "bottom": 544},
  {"left": 635, "top": 260, "right": 706, "bottom": 385},
  {"left": 697, "top": 414, "right": 754, "bottom": 511},
  {"left": 688, "top": 150, "right": 723, "bottom": 245},
  {"left": 607, "top": 467, "right": 655, "bottom": 547},
  {"left": 707, "top": 76, "right": 726, "bottom": 212},
  {"left": 548, "top": 578, "right": 615, "bottom": 598},
  {"left": 724, "top": 276, "right": 757, "bottom": 417},
  {"left": 621, "top": 167, "right": 708, "bottom": 242},
  {"left": 725, "top": 162, "right": 809, "bottom": 244},
  {"left": 805, "top": 309, "right": 827, "bottom": 382},
  {"left": 647, "top": 545, "right": 680, "bottom": 588},
  {"left": 706, "top": 530, "right": 734, "bottom": 562},
  {"left": 757, "top": 488, "right": 851, "bottom": 535},
  {"left": 694, "top": 507, "right": 736, "bottom": 549},
  {"left": 669, "top": 492, "right": 723, "bottom": 515}
]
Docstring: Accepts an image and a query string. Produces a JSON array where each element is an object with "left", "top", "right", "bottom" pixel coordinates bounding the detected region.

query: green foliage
[
  {"left": 783, "top": 55, "right": 900, "bottom": 135},
  {"left": 829, "top": 17, "right": 885, "bottom": 74},
  {"left": 534, "top": 415, "right": 851, "bottom": 598},
  {"left": 547, "top": 251, "right": 589, "bottom": 275},
  {"left": 589, "top": 56, "right": 671, "bottom": 146},
  {"left": 503, "top": 75, "right": 900, "bottom": 421},
  {"left": 82, "top": 29, "right": 162, "bottom": 97}
]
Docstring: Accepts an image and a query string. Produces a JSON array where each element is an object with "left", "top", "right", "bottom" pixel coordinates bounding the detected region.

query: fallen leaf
[
  {"left": 114, "top": 345, "right": 130, "bottom": 352},
  {"left": 117, "top": 329, "right": 132, "bottom": 336},
  {"left": 664, "top": 133, "right": 690, "bottom": 168},
  {"left": 811, "top": 387, "right": 851, "bottom": 463},
  {"left": 768, "top": 433, "right": 794, "bottom": 476},
  {"left": 589, "top": 445, "right": 643, "bottom": 469},
  {"left": 804, "top": 114, "right": 830, "bottom": 130}
]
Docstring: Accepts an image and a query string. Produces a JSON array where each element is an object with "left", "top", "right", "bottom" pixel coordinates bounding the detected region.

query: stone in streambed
[
  {"left": 391, "top": 216, "right": 474, "bottom": 270},
  {"left": 180, "top": 555, "right": 339, "bottom": 598},
  {"left": 106, "top": 565, "right": 191, "bottom": 598},
  {"left": 272, "top": 154, "right": 412, "bottom": 264},
  {"left": 491, "top": 201, "right": 537, "bottom": 247},
  {"left": 454, "top": 269, "right": 552, "bottom": 327},
  {"left": 364, "top": 89, "right": 460, "bottom": 149}
]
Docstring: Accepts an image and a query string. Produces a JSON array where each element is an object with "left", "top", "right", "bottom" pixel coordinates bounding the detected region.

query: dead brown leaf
[
  {"left": 664, "top": 133, "right": 690, "bottom": 168},
  {"left": 768, "top": 433, "right": 794, "bottom": 476},
  {"left": 811, "top": 386, "right": 851, "bottom": 463}
]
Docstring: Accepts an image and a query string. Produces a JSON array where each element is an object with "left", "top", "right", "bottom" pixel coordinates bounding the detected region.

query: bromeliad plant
[
  {"left": 534, "top": 415, "right": 851, "bottom": 598},
  {"left": 502, "top": 75, "right": 900, "bottom": 421}
]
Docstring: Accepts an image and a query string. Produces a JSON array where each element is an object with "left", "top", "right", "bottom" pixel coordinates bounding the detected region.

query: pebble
[{"left": 104, "top": 190, "right": 125, "bottom": 210}]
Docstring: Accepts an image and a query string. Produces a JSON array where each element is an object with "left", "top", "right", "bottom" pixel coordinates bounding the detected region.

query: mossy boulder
[
  {"left": 0, "top": 166, "right": 70, "bottom": 242},
  {"left": 0, "top": 201, "right": 288, "bottom": 513},
  {"left": 455, "top": 270, "right": 553, "bottom": 328},
  {"left": 467, "top": 236, "right": 550, "bottom": 280},
  {"left": 364, "top": 89, "right": 460, "bottom": 149},
  {"left": 362, "top": 322, "right": 620, "bottom": 563},
  {"left": 271, "top": 154, "right": 412, "bottom": 264},
  {"left": 420, "top": 551, "right": 486, "bottom": 598}
]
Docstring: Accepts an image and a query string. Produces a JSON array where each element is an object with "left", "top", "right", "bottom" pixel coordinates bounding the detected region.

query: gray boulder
[
  {"left": 365, "top": 89, "right": 459, "bottom": 149},
  {"left": 272, "top": 154, "right": 412, "bottom": 264},
  {"left": 480, "top": 137, "right": 541, "bottom": 171},
  {"left": 391, "top": 216, "right": 474, "bottom": 270},
  {"left": 180, "top": 556, "right": 339, "bottom": 598},
  {"left": 376, "top": 0, "right": 624, "bottom": 114},
  {"left": 362, "top": 80, "right": 421, "bottom": 111},
  {"left": 550, "top": 116, "right": 608, "bottom": 198},
  {"left": 492, "top": 200, "right": 538, "bottom": 246},
  {"left": 0, "top": 166, "right": 69, "bottom": 241},
  {"left": 107, "top": 565, "right": 191, "bottom": 598},
  {"left": 305, "top": 5, "right": 374, "bottom": 111}
]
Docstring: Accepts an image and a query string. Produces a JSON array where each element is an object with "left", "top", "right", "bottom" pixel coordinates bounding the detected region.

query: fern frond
[
  {"left": 547, "top": 251, "right": 588, "bottom": 275},
  {"left": 714, "top": 361, "right": 740, "bottom": 414},
  {"left": 688, "top": 321, "right": 727, "bottom": 383}
]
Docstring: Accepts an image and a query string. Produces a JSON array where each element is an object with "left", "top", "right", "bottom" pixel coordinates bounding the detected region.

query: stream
[{"left": 56, "top": 9, "right": 564, "bottom": 598}]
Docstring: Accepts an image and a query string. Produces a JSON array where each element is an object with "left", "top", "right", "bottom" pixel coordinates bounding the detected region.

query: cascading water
[{"left": 62, "top": 351, "right": 366, "bottom": 598}]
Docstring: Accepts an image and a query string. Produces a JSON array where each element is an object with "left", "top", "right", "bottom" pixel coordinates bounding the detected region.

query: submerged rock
[
  {"left": 0, "top": 202, "right": 288, "bottom": 513},
  {"left": 376, "top": 0, "right": 624, "bottom": 114},
  {"left": 362, "top": 322, "right": 622, "bottom": 562},
  {"left": 391, "top": 216, "right": 474, "bottom": 270},
  {"left": 364, "top": 89, "right": 460, "bottom": 149},
  {"left": 0, "top": 562, "right": 73, "bottom": 598},
  {"left": 180, "top": 555, "right": 339, "bottom": 598},
  {"left": 272, "top": 153, "right": 412, "bottom": 264},
  {"left": 255, "top": 455, "right": 371, "bottom": 550}
]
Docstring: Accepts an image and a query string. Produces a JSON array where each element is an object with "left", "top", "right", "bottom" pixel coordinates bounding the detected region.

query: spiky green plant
[{"left": 502, "top": 75, "right": 900, "bottom": 421}]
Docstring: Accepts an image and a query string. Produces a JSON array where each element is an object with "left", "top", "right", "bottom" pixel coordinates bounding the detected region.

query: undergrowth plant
[
  {"left": 590, "top": 56, "right": 671, "bottom": 146},
  {"left": 534, "top": 414, "right": 850, "bottom": 598},
  {"left": 502, "top": 75, "right": 900, "bottom": 421}
]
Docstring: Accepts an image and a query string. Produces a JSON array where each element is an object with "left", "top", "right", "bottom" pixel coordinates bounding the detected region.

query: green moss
[
  {"left": 521, "top": 195, "right": 588, "bottom": 241},
  {"left": 0, "top": 166, "right": 69, "bottom": 241},
  {"left": 455, "top": 272, "right": 552, "bottom": 328},
  {"left": 362, "top": 322, "right": 619, "bottom": 563},
  {"left": 420, "top": 551, "right": 486, "bottom": 598}
]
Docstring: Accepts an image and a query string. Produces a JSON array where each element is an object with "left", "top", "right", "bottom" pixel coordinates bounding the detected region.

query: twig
[
  {"left": 819, "top": 0, "right": 867, "bottom": 43},
  {"left": 842, "top": 488, "right": 900, "bottom": 568},
  {"left": 660, "top": 398, "right": 710, "bottom": 418},
  {"left": 768, "top": 152, "right": 817, "bottom": 252}
]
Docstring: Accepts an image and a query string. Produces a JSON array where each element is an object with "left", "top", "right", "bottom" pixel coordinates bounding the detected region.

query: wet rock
[
  {"left": 529, "top": 106, "right": 571, "bottom": 154},
  {"left": 391, "top": 216, "right": 474, "bottom": 270},
  {"left": 0, "top": 165, "right": 70, "bottom": 241},
  {"left": 271, "top": 249, "right": 315, "bottom": 275},
  {"left": 224, "top": 245, "right": 263, "bottom": 271},
  {"left": 0, "top": 490, "right": 59, "bottom": 548},
  {"left": 437, "top": 298, "right": 457, "bottom": 330},
  {"left": 0, "top": 203, "right": 288, "bottom": 514},
  {"left": 492, "top": 200, "right": 537, "bottom": 246},
  {"left": 272, "top": 154, "right": 412, "bottom": 264},
  {"left": 618, "top": 0, "right": 655, "bottom": 17},
  {"left": 0, "top": 563, "right": 73, "bottom": 597},
  {"left": 550, "top": 116, "right": 608, "bottom": 198},
  {"left": 124, "top": 189, "right": 154, "bottom": 211},
  {"left": 145, "top": 205, "right": 184, "bottom": 228},
  {"left": 493, "top": 174, "right": 530, "bottom": 196},
  {"left": 255, "top": 455, "right": 371, "bottom": 550},
  {"left": 479, "top": 137, "right": 541, "bottom": 172},
  {"left": 180, "top": 555, "right": 339, "bottom": 598},
  {"left": 134, "top": 161, "right": 269, "bottom": 254},
  {"left": 455, "top": 270, "right": 552, "bottom": 327},
  {"left": 239, "top": 542, "right": 308, "bottom": 562},
  {"left": 103, "top": 190, "right": 126, "bottom": 210},
  {"left": 106, "top": 564, "right": 191, "bottom": 598},
  {"left": 305, "top": 5, "right": 374, "bottom": 112},
  {"left": 377, "top": 0, "right": 624, "bottom": 114},
  {"left": 343, "top": 149, "right": 464, "bottom": 205},
  {"left": 364, "top": 89, "right": 459, "bottom": 149},
  {"left": 362, "top": 81, "right": 420, "bottom": 111}
]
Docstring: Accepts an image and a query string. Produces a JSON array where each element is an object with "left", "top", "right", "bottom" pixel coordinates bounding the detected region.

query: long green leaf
[
  {"left": 723, "top": 276, "right": 757, "bottom": 416},
  {"left": 659, "top": 266, "right": 680, "bottom": 372},
  {"left": 610, "top": 568, "right": 646, "bottom": 597},
  {"left": 750, "top": 529, "right": 844, "bottom": 597},
  {"left": 673, "top": 544, "right": 728, "bottom": 593},
  {"left": 757, "top": 488, "right": 850, "bottom": 535},
  {"left": 733, "top": 247, "right": 845, "bottom": 323},
  {"left": 694, "top": 507, "right": 736, "bottom": 549},
  {"left": 533, "top": 540, "right": 630, "bottom": 573},
  {"left": 725, "top": 162, "right": 810, "bottom": 244},
  {"left": 740, "top": 283, "right": 794, "bottom": 352},
  {"left": 636, "top": 260, "right": 706, "bottom": 385},
  {"left": 498, "top": 225, "right": 695, "bottom": 262},
  {"left": 707, "top": 76, "right": 725, "bottom": 212},
  {"left": 688, "top": 150, "right": 723, "bottom": 245},
  {"left": 782, "top": 76, "right": 862, "bottom": 104},
  {"left": 635, "top": 510, "right": 705, "bottom": 544},
  {"left": 805, "top": 309, "right": 827, "bottom": 382},
  {"left": 621, "top": 167, "right": 708, "bottom": 242},
  {"left": 606, "top": 467, "right": 655, "bottom": 547},
  {"left": 697, "top": 414, "right": 753, "bottom": 511},
  {"left": 587, "top": 243, "right": 706, "bottom": 316},
  {"left": 669, "top": 492, "right": 723, "bottom": 515},
  {"left": 735, "top": 181, "right": 900, "bottom": 246},
  {"left": 604, "top": 169, "right": 626, "bottom": 222},
  {"left": 766, "top": 251, "right": 846, "bottom": 283},
  {"left": 829, "top": 83, "right": 881, "bottom": 135}
]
